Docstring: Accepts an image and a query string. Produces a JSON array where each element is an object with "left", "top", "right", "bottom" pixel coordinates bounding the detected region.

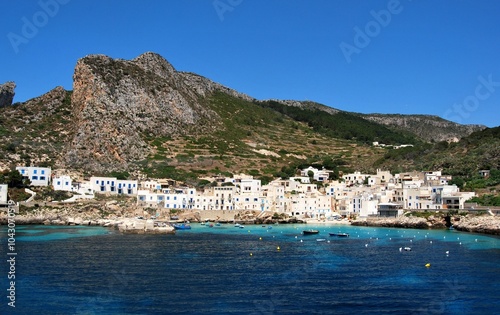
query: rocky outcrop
[
  {"left": 63, "top": 52, "right": 255, "bottom": 172},
  {"left": 452, "top": 215, "right": 500, "bottom": 235},
  {"left": 352, "top": 215, "right": 447, "bottom": 230},
  {"left": 0, "top": 81, "right": 15, "bottom": 107},
  {"left": 352, "top": 214, "right": 500, "bottom": 235},
  {"left": 360, "top": 114, "right": 486, "bottom": 142}
]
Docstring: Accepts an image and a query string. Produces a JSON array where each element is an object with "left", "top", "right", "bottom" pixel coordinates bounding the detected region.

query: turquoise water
[{"left": 1, "top": 223, "right": 499, "bottom": 314}]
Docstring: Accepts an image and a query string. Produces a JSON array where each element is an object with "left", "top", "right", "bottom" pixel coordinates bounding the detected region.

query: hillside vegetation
[{"left": 0, "top": 52, "right": 496, "bottom": 188}]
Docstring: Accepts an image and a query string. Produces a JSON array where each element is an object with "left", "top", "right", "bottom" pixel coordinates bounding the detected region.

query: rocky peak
[
  {"left": 0, "top": 81, "right": 16, "bottom": 107},
  {"left": 132, "top": 51, "right": 177, "bottom": 80}
]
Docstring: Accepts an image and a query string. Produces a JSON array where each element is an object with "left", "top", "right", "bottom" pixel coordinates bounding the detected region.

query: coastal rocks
[
  {"left": 352, "top": 215, "right": 439, "bottom": 229},
  {"left": 0, "top": 81, "right": 15, "bottom": 107},
  {"left": 117, "top": 218, "right": 175, "bottom": 234},
  {"left": 452, "top": 215, "right": 500, "bottom": 235}
]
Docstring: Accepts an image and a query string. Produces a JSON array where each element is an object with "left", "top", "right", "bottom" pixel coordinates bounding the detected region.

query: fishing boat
[
  {"left": 329, "top": 233, "right": 349, "bottom": 237},
  {"left": 302, "top": 229, "right": 319, "bottom": 235},
  {"left": 173, "top": 223, "right": 191, "bottom": 230}
]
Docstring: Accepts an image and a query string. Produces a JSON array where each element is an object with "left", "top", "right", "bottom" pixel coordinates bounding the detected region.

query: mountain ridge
[{"left": 0, "top": 52, "right": 494, "bottom": 180}]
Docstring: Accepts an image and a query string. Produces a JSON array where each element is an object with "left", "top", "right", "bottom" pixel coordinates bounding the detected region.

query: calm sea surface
[{"left": 1, "top": 223, "right": 499, "bottom": 314}]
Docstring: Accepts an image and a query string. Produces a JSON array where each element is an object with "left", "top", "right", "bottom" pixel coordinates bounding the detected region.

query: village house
[
  {"left": 16, "top": 166, "right": 51, "bottom": 186},
  {"left": 90, "top": 176, "right": 138, "bottom": 195}
]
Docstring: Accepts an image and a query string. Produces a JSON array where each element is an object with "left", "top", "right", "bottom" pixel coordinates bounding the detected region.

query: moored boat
[
  {"left": 302, "top": 229, "right": 319, "bottom": 235},
  {"left": 173, "top": 223, "right": 191, "bottom": 230},
  {"left": 329, "top": 233, "right": 349, "bottom": 237}
]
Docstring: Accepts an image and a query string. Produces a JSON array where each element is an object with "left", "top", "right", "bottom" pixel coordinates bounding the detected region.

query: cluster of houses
[{"left": 5, "top": 165, "right": 491, "bottom": 219}]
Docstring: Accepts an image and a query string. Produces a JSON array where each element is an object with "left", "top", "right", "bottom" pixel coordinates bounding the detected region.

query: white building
[
  {"left": 300, "top": 167, "right": 331, "bottom": 182},
  {"left": 16, "top": 166, "right": 51, "bottom": 186},
  {"left": 53, "top": 175, "right": 73, "bottom": 191},
  {"left": 90, "top": 177, "right": 138, "bottom": 195},
  {"left": 0, "top": 184, "right": 7, "bottom": 204}
]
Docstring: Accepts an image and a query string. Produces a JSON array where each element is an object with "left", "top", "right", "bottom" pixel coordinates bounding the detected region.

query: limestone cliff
[
  {"left": 63, "top": 52, "right": 252, "bottom": 172},
  {"left": 0, "top": 81, "right": 15, "bottom": 107},
  {"left": 360, "top": 114, "right": 486, "bottom": 142}
]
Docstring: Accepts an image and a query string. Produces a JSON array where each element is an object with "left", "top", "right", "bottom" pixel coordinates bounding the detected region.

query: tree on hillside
[{"left": 0, "top": 169, "right": 31, "bottom": 188}]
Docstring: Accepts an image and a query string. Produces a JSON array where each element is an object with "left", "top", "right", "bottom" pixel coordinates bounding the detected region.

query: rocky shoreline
[
  {"left": 2, "top": 201, "right": 500, "bottom": 236},
  {"left": 352, "top": 214, "right": 500, "bottom": 236}
]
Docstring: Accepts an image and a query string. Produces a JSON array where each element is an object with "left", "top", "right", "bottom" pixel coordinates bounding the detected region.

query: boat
[
  {"left": 302, "top": 230, "right": 319, "bottom": 235},
  {"left": 329, "top": 233, "right": 349, "bottom": 237},
  {"left": 173, "top": 223, "right": 191, "bottom": 230}
]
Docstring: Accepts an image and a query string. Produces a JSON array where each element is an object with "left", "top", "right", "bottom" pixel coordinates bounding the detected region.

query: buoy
[
  {"left": 300, "top": 239, "right": 303, "bottom": 242},
  {"left": 250, "top": 253, "right": 253, "bottom": 256},
  {"left": 295, "top": 236, "right": 297, "bottom": 239},
  {"left": 425, "top": 263, "right": 431, "bottom": 268},
  {"left": 277, "top": 246, "right": 280, "bottom": 251},
  {"left": 430, "top": 241, "right": 433, "bottom": 244},
  {"left": 259, "top": 237, "right": 262, "bottom": 240},
  {"left": 399, "top": 247, "right": 402, "bottom": 252},
  {"left": 475, "top": 239, "right": 478, "bottom": 242},
  {"left": 445, "top": 251, "right": 449, "bottom": 255},
  {"left": 248, "top": 230, "right": 250, "bottom": 233},
  {"left": 365, "top": 244, "right": 368, "bottom": 247}
]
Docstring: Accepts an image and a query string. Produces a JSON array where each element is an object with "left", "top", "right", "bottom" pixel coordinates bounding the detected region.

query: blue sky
[{"left": 2, "top": 0, "right": 499, "bottom": 127}]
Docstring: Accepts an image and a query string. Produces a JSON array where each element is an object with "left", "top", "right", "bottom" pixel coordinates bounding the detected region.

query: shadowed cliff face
[
  {"left": 0, "top": 81, "right": 16, "bottom": 107},
  {"left": 63, "top": 52, "right": 228, "bottom": 172}
]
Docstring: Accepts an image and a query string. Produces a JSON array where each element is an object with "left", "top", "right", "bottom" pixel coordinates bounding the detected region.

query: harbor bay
[{"left": 1, "top": 224, "right": 499, "bottom": 314}]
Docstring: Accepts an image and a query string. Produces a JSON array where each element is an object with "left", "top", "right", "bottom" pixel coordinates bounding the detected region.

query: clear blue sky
[{"left": 2, "top": 0, "right": 499, "bottom": 127}]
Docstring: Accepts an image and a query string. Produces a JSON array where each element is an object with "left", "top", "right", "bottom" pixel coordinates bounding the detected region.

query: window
[
  {"left": 65, "top": 182, "right": 69, "bottom": 186},
  {"left": 32, "top": 176, "right": 38, "bottom": 180},
  {"left": 21, "top": 169, "right": 25, "bottom": 174},
  {"left": 57, "top": 181, "right": 61, "bottom": 185},
  {"left": 40, "top": 176, "right": 46, "bottom": 181},
  {"left": 41, "top": 170, "right": 45, "bottom": 175}
]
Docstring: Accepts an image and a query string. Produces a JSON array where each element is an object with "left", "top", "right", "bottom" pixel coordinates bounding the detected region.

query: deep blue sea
[{"left": 1, "top": 223, "right": 499, "bottom": 315}]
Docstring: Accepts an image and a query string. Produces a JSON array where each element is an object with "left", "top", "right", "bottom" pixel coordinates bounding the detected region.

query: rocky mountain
[
  {"left": 359, "top": 113, "right": 486, "bottom": 142},
  {"left": 0, "top": 52, "right": 494, "bottom": 181},
  {"left": 0, "top": 81, "right": 16, "bottom": 107}
]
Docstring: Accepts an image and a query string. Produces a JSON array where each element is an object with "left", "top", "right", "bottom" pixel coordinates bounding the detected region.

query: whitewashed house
[
  {"left": 53, "top": 175, "right": 73, "bottom": 191},
  {"left": 90, "top": 177, "right": 138, "bottom": 195},
  {"left": 16, "top": 166, "right": 51, "bottom": 186}
]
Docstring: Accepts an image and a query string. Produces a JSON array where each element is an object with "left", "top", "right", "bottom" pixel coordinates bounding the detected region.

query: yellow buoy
[
  {"left": 259, "top": 237, "right": 262, "bottom": 240},
  {"left": 277, "top": 246, "right": 280, "bottom": 251},
  {"left": 250, "top": 253, "right": 253, "bottom": 256},
  {"left": 425, "top": 263, "right": 431, "bottom": 268}
]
